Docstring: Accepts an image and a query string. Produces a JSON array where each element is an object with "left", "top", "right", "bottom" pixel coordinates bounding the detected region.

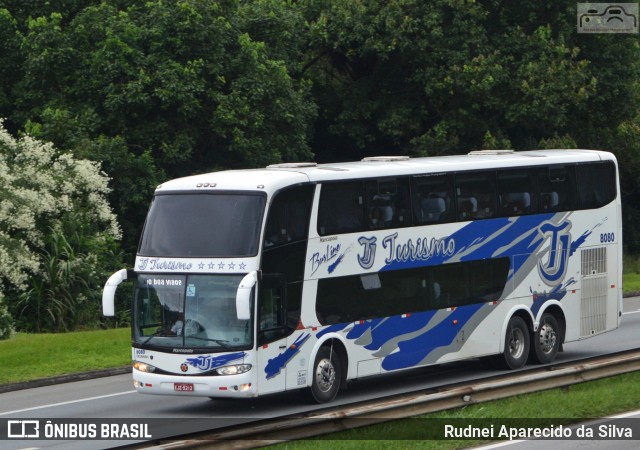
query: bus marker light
[
  {"left": 453, "top": 319, "right": 458, "bottom": 325},
  {"left": 402, "top": 313, "right": 411, "bottom": 318},
  {"left": 240, "top": 384, "right": 251, "bottom": 392},
  {"left": 611, "top": 285, "right": 615, "bottom": 288},
  {"left": 219, "top": 387, "right": 227, "bottom": 391}
]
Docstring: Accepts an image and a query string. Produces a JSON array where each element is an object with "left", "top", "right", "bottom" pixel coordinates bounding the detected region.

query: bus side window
[
  {"left": 576, "top": 162, "right": 616, "bottom": 209},
  {"left": 538, "top": 166, "right": 577, "bottom": 212},
  {"left": 365, "top": 177, "right": 411, "bottom": 230},
  {"left": 258, "top": 276, "right": 287, "bottom": 345},
  {"left": 497, "top": 169, "right": 536, "bottom": 216},
  {"left": 412, "top": 174, "right": 454, "bottom": 225},
  {"left": 455, "top": 172, "right": 497, "bottom": 220},
  {"left": 264, "top": 185, "right": 314, "bottom": 247},
  {"left": 318, "top": 182, "right": 364, "bottom": 235}
]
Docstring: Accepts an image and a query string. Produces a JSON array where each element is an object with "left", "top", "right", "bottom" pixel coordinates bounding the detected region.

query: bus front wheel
[
  {"left": 529, "top": 313, "right": 560, "bottom": 364},
  {"left": 494, "top": 316, "right": 530, "bottom": 370},
  {"left": 308, "top": 345, "right": 341, "bottom": 403}
]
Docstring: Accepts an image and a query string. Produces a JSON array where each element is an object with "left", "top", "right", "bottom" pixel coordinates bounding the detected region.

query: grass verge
[
  {"left": 271, "top": 370, "right": 640, "bottom": 449},
  {"left": 623, "top": 253, "right": 640, "bottom": 293},
  {"left": 0, "top": 328, "right": 130, "bottom": 384}
]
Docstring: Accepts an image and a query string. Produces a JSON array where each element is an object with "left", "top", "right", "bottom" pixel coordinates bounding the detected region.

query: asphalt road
[{"left": 1, "top": 297, "right": 638, "bottom": 449}]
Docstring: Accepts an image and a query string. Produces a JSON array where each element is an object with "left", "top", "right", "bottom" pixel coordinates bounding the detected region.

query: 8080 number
[{"left": 600, "top": 232, "right": 615, "bottom": 243}]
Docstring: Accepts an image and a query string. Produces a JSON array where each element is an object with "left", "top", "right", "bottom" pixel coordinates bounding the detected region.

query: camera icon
[
  {"left": 578, "top": 3, "right": 639, "bottom": 33},
  {"left": 7, "top": 420, "right": 40, "bottom": 438}
]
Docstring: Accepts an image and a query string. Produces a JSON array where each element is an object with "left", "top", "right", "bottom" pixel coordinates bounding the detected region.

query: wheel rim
[
  {"left": 508, "top": 327, "right": 525, "bottom": 359},
  {"left": 314, "top": 358, "right": 336, "bottom": 393},
  {"left": 538, "top": 322, "right": 557, "bottom": 354}
]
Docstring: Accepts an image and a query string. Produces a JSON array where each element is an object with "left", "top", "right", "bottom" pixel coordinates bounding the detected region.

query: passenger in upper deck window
[{"left": 368, "top": 207, "right": 384, "bottom": 229}]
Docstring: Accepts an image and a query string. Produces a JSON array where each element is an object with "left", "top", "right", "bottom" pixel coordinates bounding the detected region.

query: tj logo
[
  {"left": 538, "top": 221, "right": 572, "bottom": 286},
  {"left": 357, "top": 236, "right": 377, "bottom": 269}
]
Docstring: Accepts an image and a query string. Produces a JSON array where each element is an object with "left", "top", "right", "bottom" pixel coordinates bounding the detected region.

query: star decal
[
  {"left": 218, "top": 262, "right": 225, "bottom": 270},
  {"left": 208, "top": 262, "right": 216, "bottom": 270},
  {"left": 198, "top": 262, "right": 205, "bottom": 270},
  {"left": 228, "top": 262, "right": 236, "bottom": 270},
  {"left": 239, "top": 262, "right": 246, "bottom": 270}
]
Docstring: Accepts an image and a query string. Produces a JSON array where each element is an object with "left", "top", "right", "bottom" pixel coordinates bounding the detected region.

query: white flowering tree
[{"left": 0, "top": 122, "right": 121, "bottom": 337}]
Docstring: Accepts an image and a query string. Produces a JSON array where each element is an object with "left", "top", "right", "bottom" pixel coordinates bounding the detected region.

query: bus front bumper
[{"left": 132, "top": 370, "right": 258, "bottom": 398}]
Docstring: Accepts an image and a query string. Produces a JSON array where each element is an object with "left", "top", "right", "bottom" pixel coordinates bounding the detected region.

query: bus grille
[{"left": 580, "top": 247, "right": 607, "bottom": 337}]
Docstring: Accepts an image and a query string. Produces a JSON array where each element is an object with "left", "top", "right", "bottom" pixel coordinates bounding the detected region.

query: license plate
[{"left": 174, "top": 382, "right": 194, "bottom": 392}]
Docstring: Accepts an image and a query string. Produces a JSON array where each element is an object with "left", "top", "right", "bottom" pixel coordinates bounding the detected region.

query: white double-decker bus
[{"left": 103, "top": 149, "right": 622, "bottom": 403}]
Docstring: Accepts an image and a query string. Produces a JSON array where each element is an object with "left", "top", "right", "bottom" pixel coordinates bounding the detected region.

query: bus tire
[
  {"left": 308, "top": 345, "right": 341, "bottom": 404},
  {"left": 529, "top": 313, "right": 560, "bottom": 364},
  {"left": 495, "top": 316, "right": 530, "bottom": 370}
]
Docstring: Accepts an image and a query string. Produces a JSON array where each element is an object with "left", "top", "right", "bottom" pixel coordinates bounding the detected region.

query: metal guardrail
[{"left": 133, "top": 349, "right": 640, "bottom": 449}]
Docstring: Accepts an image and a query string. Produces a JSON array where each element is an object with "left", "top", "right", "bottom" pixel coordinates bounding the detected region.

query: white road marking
[{"left": 0, "top": 390, "right": 136, "bottom": 416}]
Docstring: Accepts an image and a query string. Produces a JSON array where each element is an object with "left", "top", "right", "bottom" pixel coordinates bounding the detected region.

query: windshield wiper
[
  {"left": 139, "top": 329, "right": 178, "bottom": 346},
  {"left": 140, "top": 333, "right": 162, "bottom": 346}
]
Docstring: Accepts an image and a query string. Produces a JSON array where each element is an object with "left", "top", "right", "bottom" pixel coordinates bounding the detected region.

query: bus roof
[{"left": 155, "top": 149, "right": 615, "bottom": 195}]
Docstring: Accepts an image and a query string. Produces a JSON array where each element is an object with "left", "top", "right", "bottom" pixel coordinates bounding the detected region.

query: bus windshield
[
  {"left": 138, "top": 193, "right": 265, "bottom": 257},
  {"left": 133, "top": 274, "right": 252, "bottom": 350}
]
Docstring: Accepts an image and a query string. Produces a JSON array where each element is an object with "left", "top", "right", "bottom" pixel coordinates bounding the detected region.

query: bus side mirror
[
  {"left": 236, "top": 271, "right": 257, "bottom": 320},
  {"left": 102, "top": 269, "right": 131, "bottom": 316}
]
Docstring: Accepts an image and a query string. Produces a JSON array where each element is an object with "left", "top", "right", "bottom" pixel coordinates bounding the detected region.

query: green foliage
[
  {"left": 302, "top": 0, "right": 608, "bottom": 159},
  {"left": 15, "top": 218, "right": 121, "bottom": 332},
  {"left": 0, "top": 123, "right": 121, "bottom": 337},
  {"left": 3, "top": 0, "right": 315, "bottom": 252}
]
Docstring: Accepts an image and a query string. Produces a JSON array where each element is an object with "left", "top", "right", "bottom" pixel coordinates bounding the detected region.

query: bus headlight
[
  {"left": 215, "top": 364, "right": 252, "bottom": 375},
  {"left": 133, "top": 361, "right": 156, "bottom": 373}
]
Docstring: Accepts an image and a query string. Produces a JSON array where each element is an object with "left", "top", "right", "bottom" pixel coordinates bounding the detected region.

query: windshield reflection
[{"left": 133, "top": 274, "right": 252, "bottom": 350}]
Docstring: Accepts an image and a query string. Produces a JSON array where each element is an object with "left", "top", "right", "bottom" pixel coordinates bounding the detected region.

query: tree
[
  {"left": 301, "top": 0, "right": 600, "bottom": 159},
  {"left": 8, "top": 1, "right": 315, "bottom": 253},
  {"left": 0, "top": 122, "right": 121, "bottom": 336}
]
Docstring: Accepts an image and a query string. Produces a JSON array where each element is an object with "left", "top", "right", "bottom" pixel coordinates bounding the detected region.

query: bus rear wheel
[
  {"left": 529, "top": 313, "right": 560, "bottom": 364},
  {"left": 494, "top": 316, "right": 530, "bottom": 370},
  {"left": 308, "top": 345, "right": 341, "bottom": 404}
]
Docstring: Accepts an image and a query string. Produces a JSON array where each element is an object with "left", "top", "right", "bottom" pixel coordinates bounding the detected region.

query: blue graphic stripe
[
  {"left": 264, "top": 333, "right": 310, "bottom": 380},
  {"left": 381, "top": 304, "right": 483, "bottom": 370},
  {"left": 364, "top": 312, "right": 437, "bottom": 351}
]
